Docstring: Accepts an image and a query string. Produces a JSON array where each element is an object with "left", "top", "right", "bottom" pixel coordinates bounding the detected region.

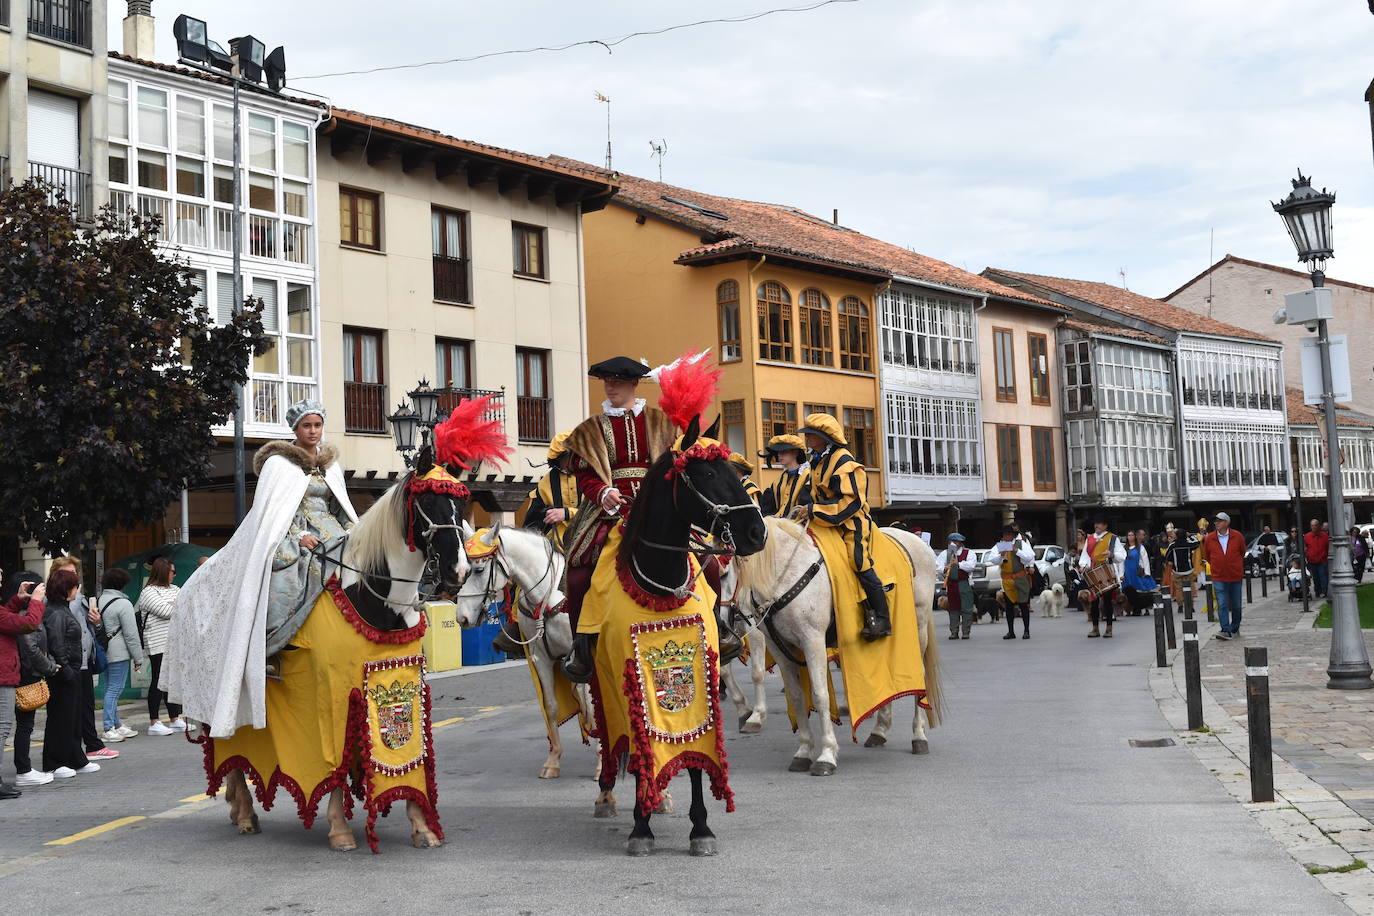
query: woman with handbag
[
  {"left": 137, "top": 557, "right": 185, "bottom": 735},
  {"left": 48, "top": 557, "right": 114, "bottom": 761},
  {"left": 97, "top": 568, "right": 145, "bottom": 744},
  {"left": 41, "top": 566, "right": 101, "bottom": 777},
  {"left": 0, "top": 570, "right": 45, "bottom": 799},
  {"left": 7, "top": 572, "right": 55, "bottom": 787}
]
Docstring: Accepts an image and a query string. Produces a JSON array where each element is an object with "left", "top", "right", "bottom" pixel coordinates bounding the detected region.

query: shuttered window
[{"left": 28, "top": 90, "right": 80, "bottom": 168}]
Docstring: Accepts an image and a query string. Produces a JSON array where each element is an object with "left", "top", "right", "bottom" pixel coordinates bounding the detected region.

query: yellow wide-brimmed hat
[
  {"left": 728, "top": 452, "right": 754, "bottom": 474},
  {"left": 546, "top": 431, "right": 571, "bottom": 463},
  {"left": 757, "top": 433, "right": 806, "bottom": 459},
  {"left": 797, "top": 413, "right": 846, "bottom": 446}
]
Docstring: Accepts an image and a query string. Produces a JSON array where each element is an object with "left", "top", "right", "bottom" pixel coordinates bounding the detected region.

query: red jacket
[
  {"left": 0, "top": 594, "right": 44, "bottom": 687},
  {"left": 1305, "top": 530, "right": 1330, "bottom": 564},
  {"left": 1203, "top": 530, "right": 1246, "bottom": 583}
]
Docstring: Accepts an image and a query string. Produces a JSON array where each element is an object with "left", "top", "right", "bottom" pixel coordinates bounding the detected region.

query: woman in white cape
[{"left": 164, "top": 400, "right": 357, "bottom": 738}]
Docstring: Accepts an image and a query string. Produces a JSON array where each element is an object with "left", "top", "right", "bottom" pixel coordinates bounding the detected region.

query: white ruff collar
[{"left": 602, "top": 398, "right": 645, "bottom": 418}]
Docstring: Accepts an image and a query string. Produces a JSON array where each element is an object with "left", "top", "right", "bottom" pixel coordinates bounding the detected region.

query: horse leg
[
  {"left": 627, "top": 774, "right": 655, "bottom": 857},
  {"left": 912, "top": 703, "right": 930, "bottom": 755},
  {"left": 687, "top": 768, "right": 717, "bottom": 856},
  {"left": 777, "top": 659, "right": 814, "bottom": 772},
  {"left": 594, "top": 768, "right": 617, "bottom": 819},
  {"left": 722, "top": 664, "right": 749, "bottom": 730},
  {"left": 801, "top": 637, "right": 839, "bottom": 777},
  {"left": 406, "top": 799, "right": 443, "bottom": 848},
  {"left": 533, "top": 651, "right": 563, "bottom": 780},
  {"left": 865, "top": 702, "right": 892, "bottom": 748},
  {"left": 740, "top": 633, "right": 768, "bottom": 734},
  {"left": 224, "top": 770, "right": 261, "bottom": 835},
  {"left": 325, "top": 787, "right": 357, "bottom": 852}
]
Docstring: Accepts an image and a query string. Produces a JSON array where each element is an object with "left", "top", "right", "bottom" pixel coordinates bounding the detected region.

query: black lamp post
[
  {"left": 1272, "top": 171, "right": 1373, "bottom": 690},
  {"left": 388, "top": 380, "right": 445, "bottom": 469}
]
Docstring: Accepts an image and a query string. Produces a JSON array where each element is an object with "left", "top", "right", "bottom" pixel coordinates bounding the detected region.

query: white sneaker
[
  {"left": 147, "top": 721, "right": 174, "bottom": 736},
  {"left": 14, "top": 771, "right": 53, "bottom": 787},
  {"left": 51, "top": 767, "right": 76, "bottom": 779},
  {"left": 116, "top": 725, "right": 137, "bottom": 739},
  {"left": 169, "top": 718, "right": 189, "bottom": 731},
  {"left": 102, "top": 728, "right": 125, "bottom": 743},
  {"left": 75, "top": 763, "right": 101, "bottom": 774}
]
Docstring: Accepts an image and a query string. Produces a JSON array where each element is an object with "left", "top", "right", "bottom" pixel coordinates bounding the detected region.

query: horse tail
[{"left": 881, "top": 527, "right": 945, "bottom": 729}]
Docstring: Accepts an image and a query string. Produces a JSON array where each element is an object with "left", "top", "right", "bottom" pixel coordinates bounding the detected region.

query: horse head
[
  {"left": 668, "top": 414, "right": 768, "bottom": 557},
  {"left": 409, "top": 446, "right": 471, "bottom": 592},
  {"left": 453, "top": 521, "right": 507, "bottom": 628}
]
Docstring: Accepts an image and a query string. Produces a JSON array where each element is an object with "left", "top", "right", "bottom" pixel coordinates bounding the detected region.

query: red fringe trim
[
  {"left": 614, "top": 549, "right": 695, "bottom": 611},
  {"left": 849, "top": 688, "right": 930, "bottom": 743},
  {"left": 620, "top": 647, "right": 734, "bottom": 814},
  {"left": 359, "top": 677, "right": 443, "bottom": 853},
  {"left": 666, "top": 442, "right": 733, "bottom": 480},
  {"left": 328, "top": 576, "right": 428, "bottom": 644}
]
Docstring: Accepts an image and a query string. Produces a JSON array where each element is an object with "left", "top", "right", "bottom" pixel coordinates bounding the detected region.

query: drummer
[{"left": 1078, "top": 513, "right": 1126, "bottom": 639}]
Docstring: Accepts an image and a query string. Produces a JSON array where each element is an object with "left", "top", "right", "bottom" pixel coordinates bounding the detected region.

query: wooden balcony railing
[
  {"left": 436, "top": 387, "right": 505, "bottom": 426},
  {"left": 344, "top": 381, "right": 387, "bottom": 434},
  {"left": 433, "top": 255, "right": 469, "bottom": 304},
  {"left": 518, "top": 395, "right": 551, "bottom": 442}
]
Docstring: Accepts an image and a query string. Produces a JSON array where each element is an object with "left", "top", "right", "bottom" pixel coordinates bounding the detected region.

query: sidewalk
[{"left": 1201, "top": 589, "right": 1374, "bottom": 820}]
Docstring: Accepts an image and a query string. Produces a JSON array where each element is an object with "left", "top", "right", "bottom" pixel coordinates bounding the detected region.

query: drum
[{"left": 1086, "top": 563, "right": 1118, "bottom": 598}]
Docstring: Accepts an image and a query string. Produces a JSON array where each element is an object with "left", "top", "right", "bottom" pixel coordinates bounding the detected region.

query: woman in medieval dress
[{"left": 164, "top": 399, "right": 359, "bottom": 738}]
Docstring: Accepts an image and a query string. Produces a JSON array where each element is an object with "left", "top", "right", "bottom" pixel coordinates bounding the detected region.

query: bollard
[
  {"left": 1206, "top": 583, "right": 1217, "bottom": 623},
  {"left": 1261, "top": 570, "right": 1267, "bottom": 598},
  {"left": 1183, "top": 619, "right": 1203, "bottom": 731},
  {"left": 1183, "top": 586, "right": 1195, "bottom": 620},
  {"left": 1153, "top": 602, "right": 1168, "bottom": 668},
  {"left": 1164, "top": 594, "right": 1177, "bottom": 649},
  {"left": 1246, "top": 573, "right": 1253, "bottom": 605},
  {"left": 1245, "top": 646, "right": 1274, "bottom": 803}
]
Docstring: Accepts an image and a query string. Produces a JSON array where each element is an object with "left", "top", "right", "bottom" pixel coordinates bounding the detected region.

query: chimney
[
  {"left": 123, "top": 1, "right": 155, "bottom": 59},
  {"left": 832, "top": 208, "right": 839, "bottom": 226}
]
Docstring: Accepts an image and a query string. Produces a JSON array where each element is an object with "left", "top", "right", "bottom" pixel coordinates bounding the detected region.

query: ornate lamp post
[
  {"left": 388, "top": 379, "right": 447, "bottom": 470},
  {"left": 1272, "top": 172, "right": 1373, "bottom": 690}
]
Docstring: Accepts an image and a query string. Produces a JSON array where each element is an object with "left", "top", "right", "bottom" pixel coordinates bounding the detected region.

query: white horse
[
  {"left": 733, "top": 518, "right": 944, "bottom": 776},
  {"left": 717, "top": 559, "right": 770, "bottom": 733},
  {"left": 452, "top": 523, "right": 593, "bottom": 780}
]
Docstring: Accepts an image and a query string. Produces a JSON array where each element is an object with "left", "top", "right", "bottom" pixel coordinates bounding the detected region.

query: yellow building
[{"left": 579, "top": 173, "right": 890, "bottom": 501}]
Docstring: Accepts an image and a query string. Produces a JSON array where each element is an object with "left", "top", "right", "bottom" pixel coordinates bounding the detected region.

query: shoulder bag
[{"left": 15, "top": 679, "right": 49, "bottom": 711}]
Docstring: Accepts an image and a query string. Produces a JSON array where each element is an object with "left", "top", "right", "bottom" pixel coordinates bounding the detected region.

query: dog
[{"left": 1033, "top": 582, "right": 1067, "bottom": 618}]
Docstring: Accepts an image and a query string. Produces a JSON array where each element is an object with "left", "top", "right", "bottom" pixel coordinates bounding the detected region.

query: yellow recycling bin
[{"left": 420, "top": 601, "right": 462, "bottom": 672}]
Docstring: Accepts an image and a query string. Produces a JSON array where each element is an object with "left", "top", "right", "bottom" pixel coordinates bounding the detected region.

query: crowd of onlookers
[{"left": 0, "top": 556, "right": 186, "bottom": 800}]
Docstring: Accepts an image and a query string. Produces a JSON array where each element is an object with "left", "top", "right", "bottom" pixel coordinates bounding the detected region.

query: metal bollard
[
  {"left": 1154, "top": 602, "right": 1168, "bottom": 668},
  {"left": 1245, "top": 646, "right": 1274, "bottom": 803},
  {"left": 1261, "top": 571, "right": 1268, "bottom": 598},
  {"left": 1183, "top": 619, "right": 1203, "bottom": 731},
  {"left": 1163, "top": 594, "right": 1177, "bottom": 650},
  {"left": 1183, "top": 587, "right": 1195, "bottom": 620},
  {"left": 1246, "top": 574, "right": 1253, "bottom": 605},
  {"left": 1206, "top": 584, "right": 1217, "bottom": 623}
]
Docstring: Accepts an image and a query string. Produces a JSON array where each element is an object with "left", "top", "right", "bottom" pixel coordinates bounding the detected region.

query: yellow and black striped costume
[
  {"left": 808, "top": 445, "right": 874, "bottom": 574},
  {"left": 524, "top": 467, "right": 580, "bottom": 545},
  {"left": 761, "top": 467, "right": 811, "bottom": 518}
]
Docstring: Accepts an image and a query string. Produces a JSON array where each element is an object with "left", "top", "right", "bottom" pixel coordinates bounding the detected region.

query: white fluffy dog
[{"left": 1033, "top": 583, "right": 1067, "bottom": 618}]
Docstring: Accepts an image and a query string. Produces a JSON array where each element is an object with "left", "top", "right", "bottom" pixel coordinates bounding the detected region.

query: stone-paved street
[{"left": 1199, "top": 582, "right": 1374, "bottom": 821}]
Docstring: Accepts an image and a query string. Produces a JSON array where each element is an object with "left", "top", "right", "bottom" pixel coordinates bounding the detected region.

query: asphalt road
[{"left": 0, "top": 612, "right": 1347, "bottom": 915}]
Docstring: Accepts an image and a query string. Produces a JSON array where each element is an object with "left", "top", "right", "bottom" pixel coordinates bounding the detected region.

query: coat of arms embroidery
[
  {"left": 646, "top": 639, "right": 697, "bottom": 712},
  {"left": 369, "top": 679, "right": 419, "bottom": 750}
]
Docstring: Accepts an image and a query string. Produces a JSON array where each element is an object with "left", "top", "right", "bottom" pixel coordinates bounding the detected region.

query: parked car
[{"left": 1244, "top": 532, "right": 1289, "bottom": 577}]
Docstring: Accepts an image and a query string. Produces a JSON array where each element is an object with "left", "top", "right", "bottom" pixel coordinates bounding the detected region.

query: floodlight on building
[
  {"left": 173, "top": 14, "right": 209, "bottom": 63},
  {"left": 265, "top": 46, "right": 287, "bottom": 93},
  {"left": 230, "top": 35, "right": 266, "bottom": 83}
]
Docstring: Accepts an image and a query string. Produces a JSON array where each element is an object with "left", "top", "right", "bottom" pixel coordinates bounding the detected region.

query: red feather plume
[
  {"left": 657, "top": 351, "right": 721, "bottom": 432},
  {"left": 433, "top": 394, "right": 512, "bottom": 470}
]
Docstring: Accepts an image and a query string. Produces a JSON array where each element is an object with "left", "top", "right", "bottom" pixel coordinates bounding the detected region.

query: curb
[{"left": 1151, "top": 619, "right": 1374, "bottom": 914}]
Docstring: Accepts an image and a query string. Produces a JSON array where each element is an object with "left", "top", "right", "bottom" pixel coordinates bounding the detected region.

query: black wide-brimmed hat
[
  {"left": 587, "top": 356, "right": 650, "bottom": 381},
  {"left": 1092, "top": 513, "right": 1109, "bottom": 526}
]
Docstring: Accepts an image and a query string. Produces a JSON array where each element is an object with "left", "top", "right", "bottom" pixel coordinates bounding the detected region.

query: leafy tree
[{"left": 0, "top": 181, "right": 267, "bottom": 553}]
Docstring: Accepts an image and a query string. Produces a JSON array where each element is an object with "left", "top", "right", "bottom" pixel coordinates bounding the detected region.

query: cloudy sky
[{"left": 117, "top": 0, "right": 1374, "bottom": 297}]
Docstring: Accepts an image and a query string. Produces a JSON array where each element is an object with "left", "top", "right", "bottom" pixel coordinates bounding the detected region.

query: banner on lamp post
[{"left": 1301, "top": 335, "right": 1352, "bottom": 406}]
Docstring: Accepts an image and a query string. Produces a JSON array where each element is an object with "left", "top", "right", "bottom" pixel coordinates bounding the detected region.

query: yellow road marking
[
  {"left": 180, "top": 793, "right": 211, "bottom": 803},
  {"left": 432, "top": 717, "right": 465, "bottom": 728},
  {"left": 44, "top": 816, "right": 145, "bottom": 847},
  {"left": 478, "top": 705, "right": 503, "bottom": 712}
]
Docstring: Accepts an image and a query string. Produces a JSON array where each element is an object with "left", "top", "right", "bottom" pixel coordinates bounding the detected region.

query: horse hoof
[
  {"left": 539, "top": 767, "right": 560, "bottom": 779},
  {"left": 864, "top": 734, "right": 887, "bottom": 748},
  {"left": 911, "top": 739, "right": 930, "bottom": 755},
  {"left": 594, "top": 800, "right": 617, "bottom": 819},
  {"left": 689, "top": 836, "right": 719, "bottom": 857},
  {"left": 411, "top": 830, "right": 442, "bottom": 849},
  {"left": 237, "top": 815, "right": 260, "bottom": 835},
  {"left": 739, "top": 720, "right": 762, "bottom": 735},
  {"left": 809, "top": 761, "right": 837, "bottom": 777},
  {"left": 787, "top": 757, "right": 812, "bottom": 773},
  {"left": 328, "top": 832, "right": 357, "bottom": 852},
  {"left": 626, "top": 835, "right": 655, "bottom": 857}
]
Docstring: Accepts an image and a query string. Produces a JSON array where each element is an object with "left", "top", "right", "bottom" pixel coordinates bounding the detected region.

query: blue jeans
[
  {"left": 1214, "top": 580, "right": 1243, "bottom": 634},
  {"left": 1310, "top": 561, "right": 1329, "bottom": 596},
  {"left": 103, "top": 660, "right": 130, "bottom": 732}
]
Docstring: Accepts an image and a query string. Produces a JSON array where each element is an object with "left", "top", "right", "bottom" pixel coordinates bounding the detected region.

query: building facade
[
  {"left": 317, "top": 112, "right": 615, "bottom": 519},
  {"left": 1167, "top": 255, "right": 1374, "bottom": 415},
  {"left": 1287, "top": 390, "right": 1374, "bottom": 524}
]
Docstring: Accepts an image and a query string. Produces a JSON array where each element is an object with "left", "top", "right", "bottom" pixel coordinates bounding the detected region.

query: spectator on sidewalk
[
  {"left": 97, "top": 568, "right": 145, "bottom": 744},
  {"left": 1305, "top": 518, "right": 1330, "bottom": 599},
  {"left": 48, "top": 557, "right": 112, "bottom": 761},
  {"left": 6, "top": 572, "right": 55, "bottom": 787},
  {"left": 0, "top": 570, "right": 44, "bottom": 799},
  {"left": 137, "top": 557, "right": 186, "bottom": 735},
  {"left": 1163, "top": 523, "right": 1200, "bottom": 607},
  {"left": 1351, "top": 527, "right": 1368, "bottom": 585},
  {"left": 41, "top": 566, "right": 100, "bottom": 777},
  {"left": 1204, "top": 512, "right": 1246, "bottom": 640},
  {"left": 1122, "top": 529, "right": 1158, "bottom": 616}
]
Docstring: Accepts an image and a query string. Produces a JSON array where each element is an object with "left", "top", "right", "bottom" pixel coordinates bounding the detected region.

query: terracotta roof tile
[
  {"left": 109, "top": 53, "right": 324, "bottom": 109},
  {"left": 1286, "top": 388, "right": 1373, "bottom": 428},
  {"left": 988, "top": 268, "right": 1276, "bottom": 343},
  {"left": 577, "top": 168, "right": 1056, "bottom": 307},
  {"left": 1166, "top": 254, "right": 1374, "bottom": 301},
  {"left": 1063, "top": 316, "right": 1168, "bottom": 345}
]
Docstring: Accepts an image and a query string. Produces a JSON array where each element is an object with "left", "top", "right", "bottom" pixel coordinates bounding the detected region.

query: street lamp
[
  {"left": 174, "top": 14, "right": 288, "bottom": 526},
  {"left": 389, "top": 382, "right": 448, "bottom": 469},
  {"left": 408, "top": 379, "right": 441, "bottom": 427},
  {"left": 1272, "top": 171, "right": 1373, "bottom": 690},
  {"left": 387, "top": 402, "right": 419, "bottom": 458}
]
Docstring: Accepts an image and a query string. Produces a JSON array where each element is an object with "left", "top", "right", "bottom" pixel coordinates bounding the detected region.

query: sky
[{"left": 115, "top": 0, "right": 1374, "bottom": 298}]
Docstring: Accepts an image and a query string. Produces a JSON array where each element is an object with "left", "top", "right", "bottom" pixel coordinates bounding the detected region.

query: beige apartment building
[
  {"left": 1166, "top": 255, "right": 1374, "bottom": 414},
  {"left": 316, "top": 110, "right": 616, "bottom": 518}
]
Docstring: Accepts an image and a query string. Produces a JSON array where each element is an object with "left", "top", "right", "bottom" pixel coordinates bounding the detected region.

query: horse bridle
[{"left": 454, "top": 534, "right": 563, "bottom": 646}]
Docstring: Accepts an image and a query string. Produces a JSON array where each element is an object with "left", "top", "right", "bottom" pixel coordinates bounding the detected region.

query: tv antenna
[
  {"left": 1118, "top": 266, "right": 1129, "bottom": 291},
  {"left": 594, "top": 91, "right": 612, "bottom": 170},
  {"left": 648, "top": 139, "right": 667, "bottom": 181}
]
